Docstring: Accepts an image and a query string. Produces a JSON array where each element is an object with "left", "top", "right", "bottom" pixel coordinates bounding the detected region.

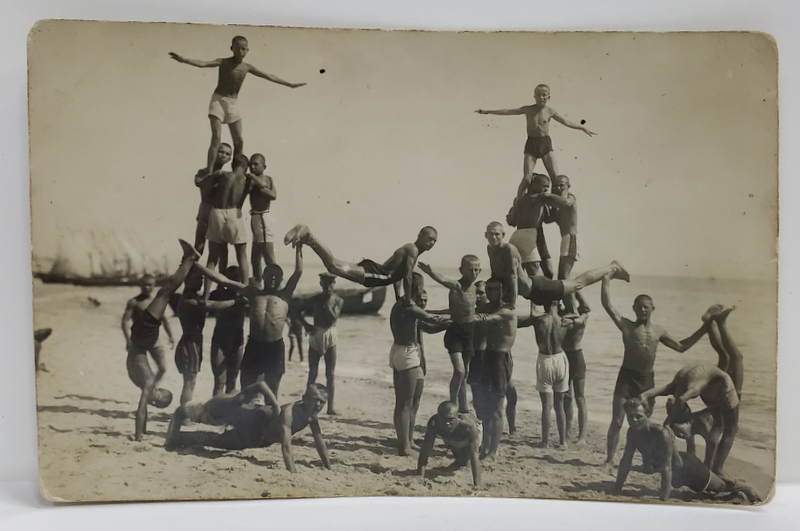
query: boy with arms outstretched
[{"left": 170, "top": 36, "right": 306, "bottom": 175}]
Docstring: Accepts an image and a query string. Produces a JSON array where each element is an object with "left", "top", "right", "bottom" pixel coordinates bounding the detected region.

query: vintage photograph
[{"left": 29, "top": 21, "right": 777, "bottom": 504}]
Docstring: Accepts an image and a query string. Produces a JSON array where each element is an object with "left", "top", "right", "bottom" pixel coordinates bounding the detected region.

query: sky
[{"left": 28, "top": 23, "right": 778, "bottom": 280}]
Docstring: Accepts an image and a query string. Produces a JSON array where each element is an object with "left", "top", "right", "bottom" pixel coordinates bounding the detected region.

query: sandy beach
[{"left": 33, "top": 278, "right": 774, "bottom": 505}]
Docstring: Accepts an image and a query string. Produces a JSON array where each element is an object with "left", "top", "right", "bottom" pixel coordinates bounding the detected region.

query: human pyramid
[{"left": 120, "top": 36, "right": 759, "bottom": 503}]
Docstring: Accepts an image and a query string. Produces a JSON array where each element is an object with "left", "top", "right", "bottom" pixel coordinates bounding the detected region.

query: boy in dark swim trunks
[
  {"left": 287, "top": 310, "right": 306, "bottom": 362},
  {"left": 418, "top": 256, "right": 480, "bottom": 413},
  {"left": 475, "top": 84, "right": 596, "bottom": 184},
  {"left": 562, "top": 307, "right": 589, "bottom": 443},
  {"left": 175, "top": 267, "right": 240, "bottom": 405},
  {"left": 165, "top": 382, "right": 331, "bottom": 473},
  {"left": 417, "top": 401, "right": 482, "bottom": 488},
  {"left": 169, "top": 36, "right": 306, "bottom": 175},
  {"left": 284, "top": 224, "right": 438, "bottom": 304},
  {"left": 126, "top": 240, "right": 200, "bottom": 441},
  {"left": 600, "top": 275, "right": 710, "bottom": 474},
  {"left": 611, "top": 398, "right": 760, "bottom": 504},
  {"left": 209, "top": 266, "right": 248, "bottom": 395},
  {"left": 485, "top": 221, "right": 630, "bottom": 310}
]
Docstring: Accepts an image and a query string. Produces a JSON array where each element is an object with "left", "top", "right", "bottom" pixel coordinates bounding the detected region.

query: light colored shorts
[
  {"left": 509, "top": 228, "right": 541, "bottom": 264},
  {"left": 309, "top": 327, "right": 337, "bottom": 354},
  {"left": 208, "top": 93, "right": 241, "bottom": 124},
  {"left": 560, "top": 234, "right": 581, "bottom": 260},
  {"left": 536, "top": 351, "right": 570, "bottom": 394},
  {"left": 250, "top": 210, "right": 276, "bottom": 244},
  {"left": 207, "top": 208, "right": 247, "bottom": 245},
  {"left": 389, "top": 343, "right": 421, "bottom": 372}
]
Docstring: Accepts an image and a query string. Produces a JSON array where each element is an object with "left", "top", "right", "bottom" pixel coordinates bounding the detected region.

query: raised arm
[
  {"left": 417, "top": 417, "right": 438, "bottom": 476},
  {"left": 168, "top": 53, "right": 222, "bottom": 69},
  {"left": 612, "top": 430, "right": 637, "bottom": 494},
  {"left": 551, "top": 111, "right": 596, "bottom": 136},
  {"left": 417, "top": 262, "right": 460, "bottom": 291},
  {"left": 251, "top": 173, "right": 277, "bottom": 200},
  {"left": 247, "top": 64, "right": 306, "bottom": 88},
  {"left": 659, "top": 322, "right": 709, "bottom": 353},
  {"left": 601, "top": 275, "right": 626, "bottom": 331},
  {"left": 310, "top": 419, "right": 332, "bottom": 470},
  {"left": 281, "top": 246, "right": 304, "bottom": 298},
  {"left": 475, "top": 107, "right": 525, "bottom": 116}
]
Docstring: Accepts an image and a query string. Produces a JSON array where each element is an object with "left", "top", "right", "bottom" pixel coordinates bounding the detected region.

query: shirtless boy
[
  {"left": 209, "top": 266, "right": 248, "bottom": 395},
  {"left": 418, "top": 256, "right": 480, "bottom": 413},
  {"left": 485, "top": 221, "right": 629, "bottom": 310},
  {"left": 196, "top": 245, "right": 303, "bottom": 396},
  {"left": 194, "top": 143, "right": 232, "bottom": 256},
  {"left": 561, "top": 307, "right": 590, "bottom": 442},
  {"left": 175, "top": 267, "right": 239, "bottom": 404},
  {"left": 169, "top": 36, "right": 306, "bottom": 175},
  {"left": 287, "top": 311, "right": 306, "bottom": 362},
  {"left": 417, "top": 401, "right": 482, "bottom": 488},
  {"left": 122, "top": 275, "right": 176, "bottom": 365},
  {"left": 641, "top": 362, "right": 740, "bottom": 477},
  {"left": 518, "top": 300, "right": 570, "bottom": 449},
  {"left": 202, "top": 153, "right": 252, "bottom": 301},
  {"left": 612, "top": 398, "right": 760, "bottom": 504},
  {"left": 471, "top": 278, "right": 517, "bottom": 460},
  {"left": 507, "top": 174, "right": 551, "bottom": 279},
  {"left": 165, "top": 382, "right": 332, "bottom": 473},
  {"left": 601, "top": 275, "right": 710, "bottom": 472},
  {"left": 125, "top": 240, "right": 201, "bottom": 441},
  {"left": 247, "top": 153, "right": 278, "bottom": 281},
  {"left": 476, "top": 83, "right": 596, "bottom": 183},
  {"left": 284, "top": 224, "right": 438, "bottom": 303},
  {"left": 548, "top": 175, "right": 588, "bottom": 312},
  {"left": 389, "top": 274, "right": 447, "bottom": 455},
  {"left": 297, "top": 273, "right": 344, "bottom": 415}
]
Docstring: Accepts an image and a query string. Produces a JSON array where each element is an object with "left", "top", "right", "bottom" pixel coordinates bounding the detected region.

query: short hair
[
  {"left": 250, "top": 153, "right": 265, "bottom": 164},
  {"left": 149, "top": 388, "right": 173, "bottom": 409},
  {"left": 232, "top": 153, "right": 250, "bottom": 170},
  {"left": 224, "top": 265, "right": 241, "bottom": 282},
  {"left": 556, "top": 175, "right": 570, "bottom": 186},
  {"left": 219, "top": 142, "right": 232, "bottom": 151},
  {"left": 419, "top": 226, "right": 438, "bottom": 238},
  {"left": 140, "top": 274, "right": 155, "bottom": 286},
  {"left": 305, "top": 383, "right": 329, "bottom": 401},
  {"left": 460, "top": 254, "right": 480, "bottom": 268},
  {"left": 532, "top": 173, "right": 551, "bottom": 185},
  {"left": 623, "top": 397, "right": 653, "bottom": 417},
  {"left": 474, "top": 280, "right": 486, "bottom": 289},
  {"left": 634, "top": 294, "right": 654, "bottom": 306},
  {"left": 437, "top": 401, "right": 459, "bottom": 416},
  {"left": 232, "top": 36, "right": 248, "bottom": 47},
  {"left": 319, "top": 272, "right": 336, "bottom": 281},
  {"left": 535, "top": 83, "right": 550, "bottom": 93},
  {"left": 264, "top": 263, "right": 284, "bottom": 279},
  {"left": 486, "top": 277, "right": 505, "bottom": 294},
  {"left": 486, "top": 221, "right": 504, "bottom": 232}
]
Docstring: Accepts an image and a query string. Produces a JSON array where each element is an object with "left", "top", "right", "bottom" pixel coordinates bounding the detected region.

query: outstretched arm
[
  {"left": 552, "top": 112, "right": 596, "bottom": 136},
  {"left": 417, "top": 417, "right": 438, "bottom": 476},
  {"left": 168, "top": 53, "right": 222, "bottom": 69},
  {"left": 310, "top": 419, "right": 332, "bottom": 470},
  {"left": 659, "top": 323, "right": 709, "bottom": 353},
  {"left": 601, "top": 275, "right": 626, "bottom": 331},
  {"left": 517, "top": 312, "right": 547, "bottom": 329},
  {"left": 417, "top": 262, "right": 460, "bottom": 291},
  {"left": 248, "top": 64, "right": 306, "bottom": 88},
  {"left": 475, "top": 107, "right": 525, "bottom": 116},
  {"left": 282, "top": 246, "right": 304, "bottom": 298}
]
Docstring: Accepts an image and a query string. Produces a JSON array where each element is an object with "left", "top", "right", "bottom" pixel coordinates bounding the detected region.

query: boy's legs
[
  {"left": 506, "top": 382, "right": 517, "bottom": 435},
  {"left": 180, "top": 372, "right": 198, "bottom": 406},
  {"left": 715, "top": 310, "right": 743, "bottom": 396},
  {"left": 307, "top": 346, "right": 322, "bottom": 385},
  {"left": 573, "top": 376, "right": 588, "bottom": 442},
  {"left": 207, "top": 116, "right": 224, "bottom": 175},
  {"left": 225, "top": 344, "right": 243, "bottom": 394},
  {"left": 604, "top": 393, "right": 627, "bottom": 471},
  {"left": 562, "top": 261, "right": 631, "bottom": 295},
  {"left": 228, "top": 120, "right": 244, "bottom": 160},
  {"left": 202, "top": 242, "right": 225, "bottom": 300},
  {"left": 233, "top": 243, "right": 250, "bottom": 285},
  {"left": 564, "top": 381, "right": 575, "bottom": 437},
  {"left": 211, "top": 342, "right": 226, "bottom": 396},
  {"left": 523, "top": 153, "right": 537, "bottom": 182},
  {"left": 541, "top": 152, "right": 560, "bottom": 182},
  {"left": 536, "top": 231, "right": 554, "bottom": 280},
  {"left": 483, "top": 391, "right": 504, "bottom": 460},
  {"left": 324, "top": 346, "right": 338, "bottom": 415},
  {"left": 558, "top": 256, "right": 587, "bottom": 312},
  {"left": 712, "top": 407, "right": 739, "bottom": 477},
  {"left": 393, "top": 367, "right": 422, "bottom": 456},
  {"left": 284, "top": 225, "right": 366, "bottom": 284},
  {"left": 553, "top": 391, "right": 568, "bottom": 447},
  {"left": 145, "top": 240, "right": 200, "bottom": 319},
  {"left": 448, "top": 351, "right": 469, "bottom": 413},
  {"left": 538, "top": 391, "right": 554, "bottom": 447},
  {"left": 410, "top": 376, "right": 425, "bottom": 447}
]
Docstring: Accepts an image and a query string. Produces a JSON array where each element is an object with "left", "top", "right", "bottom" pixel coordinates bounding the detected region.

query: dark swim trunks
[
  {"left": 131, "top": 311, "right": 161, "bottom": 350},
  {"left": 358, "top": 259, "right": 404, "bottom": 288},
  {"left": 673, "top": 452, "right": 713, "bottom": 492},
  {"left": 565, "top": 349, "right": 586, "bottom": 380},
  {"left": 467, "top": 350, "right": 484, "bottom": 385},
  {"left": 524, "top": 135, "right": 554, "bottom": 158},
  {"left": 481, "top": 350, "right": 513, "bottom": 395},
  {"left": 212, "top": 327, "right": 245, "bottom": 358},
  {"left": 240, "top": 338, "right": 286, "bottom": 388},
  {"left": 529, "top": 276, "right": 565, "bottom": 306},
  {"left": 444, "top": 322, "right": 475, "bottom": 359},
  {"left": 175, "top": 335, "right": 203, "bottom": 374},
  {"left": 614, "top": 366, "right": 655, "bottom": 399}
]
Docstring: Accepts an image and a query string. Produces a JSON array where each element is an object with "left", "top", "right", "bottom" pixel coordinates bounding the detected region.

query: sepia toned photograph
[{"left": 28, "top": 20, "right": 777, "bottom": 505}]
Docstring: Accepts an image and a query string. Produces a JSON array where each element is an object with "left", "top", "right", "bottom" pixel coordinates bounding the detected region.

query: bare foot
[
  {"left": 601, "top": 462, "right": 615, "bottom": 476},
  {"left": 714, "top": 305, "right": 737, "bottom": 323},
  {"left": 556, "top": 442, "right": 569, "bottom": 450},
  {"left": 283, "top": 224, "right": 309, "bottom": 246},
  {"left": 610, "top": 261, "right": 631, "bottom": 282},
  {"left": 327, "top": 409, "right": 338, "bottom": 416},
  {"left": 480, "top": 453, "right": 496, "bottom": 462},
  {"left": 575, "top": 436, "right": 587, "bottom": 446},
  {"left": 178, "top": 239, "right": 201, "bottom": 261},
  {"left": 535, "top": 441, "right": 550, "bottom": 449},
  {"left": 702, "top": 303, "right": 725, "bottom": 323}
]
